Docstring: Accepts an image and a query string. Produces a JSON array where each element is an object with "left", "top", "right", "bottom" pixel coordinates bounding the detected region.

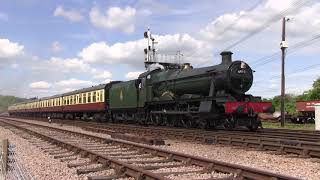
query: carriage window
[
  {"left": 101, "top": 90, "right": 104, "bottom": 102},
  {"left": 88, "top": 93, "right": 91, "bottom": 103},
  {"left": 97, "top": 92, "right": 100, "bottom": 102},
  {"left": 79, "top": 95, "right": 82, "bottom": 104},
  {"left": 93, "top": 92, "right": 96, "bottom": 102},
  {"left": 83, "top": 94, "right": 87, "bottom": 103},
  {"left": 73, "top": 96, "right": 76, "bottom": 105}
]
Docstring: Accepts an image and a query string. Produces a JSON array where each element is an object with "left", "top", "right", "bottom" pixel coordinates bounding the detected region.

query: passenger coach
[{"left": 8, "top": 82, "right": 119, "bottom": 121}]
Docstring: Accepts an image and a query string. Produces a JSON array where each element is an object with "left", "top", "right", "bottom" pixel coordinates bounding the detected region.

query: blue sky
[{"left": 0, "top": 0, "right": 319, "bottom": 98}]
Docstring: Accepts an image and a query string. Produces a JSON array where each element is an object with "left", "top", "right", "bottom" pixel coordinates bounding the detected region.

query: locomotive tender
[{"left": 8, "top": 29, "right": 273, "bottom": 131}]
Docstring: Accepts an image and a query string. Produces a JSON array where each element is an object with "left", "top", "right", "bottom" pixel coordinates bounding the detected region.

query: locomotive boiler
[{"left": 149, "top": 51, "right": 253, "bottom": 100}]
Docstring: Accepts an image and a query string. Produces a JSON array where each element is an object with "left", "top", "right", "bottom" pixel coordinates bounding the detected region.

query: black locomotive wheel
[
  {"left": 182, "top": 118, "right": 192, "bottom": 128},
  {"left": 224, "top": 116, "right": 235, "bottom": 130},
  {"left": 197, "top": 119, "right": 208, "bottom": 129},
  {"left": 166, "top": 115, "right": 175, "bottom": 127},
  {"left": 247, "top": 125, "right": 258, "bottom": 131},
  {"left": 150, "top": 114, "right": 162, "bottom": 126},
  {"left": 247, "top": 117, "right": 259, "bottom": 131}
]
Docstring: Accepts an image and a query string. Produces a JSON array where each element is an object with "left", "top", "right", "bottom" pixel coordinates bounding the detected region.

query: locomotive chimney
[{"left": 220, "top": 51, "right": 233, "bottom": 65}]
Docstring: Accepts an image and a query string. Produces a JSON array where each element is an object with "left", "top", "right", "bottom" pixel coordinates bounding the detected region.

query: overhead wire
[
  {"left": 219, "top": 0, "right": 309, "bottom": 52},
  {"left": 197, "top": 0, "right": 310, "bottom": 67},
  {"left": 254, "top": 62, "right": 320, "bottom": 84},
  {"left": 252, "top": 32, "right": 320, "bottom": 68},
  {"left": 184, "top": 0, "right": 265, "bottom": 58}
]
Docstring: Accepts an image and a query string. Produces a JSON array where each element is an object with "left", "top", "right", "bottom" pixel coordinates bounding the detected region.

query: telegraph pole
[{"left": 280, "top": 17, "right": 288, "bottom": 127}]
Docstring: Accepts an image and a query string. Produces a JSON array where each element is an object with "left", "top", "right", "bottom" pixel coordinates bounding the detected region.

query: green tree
[
  {"left": 267, "top": 77, "right": 320, "bottom": 114},
  {"left": 0, "top": 95, "right": 26, "bottom": 112}
]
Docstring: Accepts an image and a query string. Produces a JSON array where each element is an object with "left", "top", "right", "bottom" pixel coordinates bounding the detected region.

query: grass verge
[{"left": 262, "top": 121, "right": 315, "bottom": 131}]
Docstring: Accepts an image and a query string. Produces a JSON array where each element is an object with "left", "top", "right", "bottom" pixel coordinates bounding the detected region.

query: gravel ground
[
  {"left": 0, "top": 126, "right": 79, "bottom": 180},
  {"left": 166, "top": 172, "right": 231, "bottom": 180},
  {"left": 158, "top": 140, "right": 320, "bottom": 180},
  {"left": 7, "top": 118, "right": 320, "bottom": 179},
  {"left": 79, "top": 169, "right": 114, "bottom": 179},
  {"left": 151, "top": 165, "right": 203, "bottom": 173}
]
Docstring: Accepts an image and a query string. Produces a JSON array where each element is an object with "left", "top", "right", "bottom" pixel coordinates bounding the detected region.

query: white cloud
[
  {"left": 0, "top": 39, "right": 24, "bottom": 58},
  {"left": 54, "top": 5, "right": 83, "bottom": 22},
  {"left": 102, "top": 79, "right": 113, "bottom": 83},
  {"left": 125, "top": 71, "right": 143, "bottom": 79},
  {"left": 0, "top": 12, "right": 8, "bottom": 21},
  {"left": 89, "top": 6, "right": 136, "bottom": 34},
  {"left": 29, "top": 81, "right": 52, "bottom": 89},
  {"left": 55, "top": 78, "right": 93, "bottom": 87},
  {"left": 78, "top": 40, "right": 144, "bottom": 65},
  {"left": 50, "top": 41, "right": 63, "bottom": 53},
  {"left": 33, "top": 57, "right": 93, "bottom": 73},
  {"left": 78, "top": 33, "right": 212, "bottom": 67},
  {"left": 93, "top": 71, "right": 112, "bottom": 79},
  {"left": 10, "top": 63, "right": 19, "bottom": 69},
  {"left": 286, "top": 3, "right": 320, "bottom": 37},
  {"left": 198, "top": 0, "right": 311, "bottom": 42}
]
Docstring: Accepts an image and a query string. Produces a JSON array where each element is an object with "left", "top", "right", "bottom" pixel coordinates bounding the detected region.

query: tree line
[{"left": 263, "top": 78, "right": 320, "bottom": 114}]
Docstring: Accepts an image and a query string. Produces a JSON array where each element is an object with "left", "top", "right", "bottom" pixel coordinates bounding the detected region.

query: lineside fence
[{"left": 0, "top": 139, "right": 33, "bottom": 180}]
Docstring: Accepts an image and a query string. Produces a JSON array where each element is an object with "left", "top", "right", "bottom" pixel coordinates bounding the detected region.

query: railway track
[
  {"left": 8, "top": 117, "right": 320, "bottom": 141},
  {"left": 4, "top": 117, "right": 320, "bottom": 158},
  {"left": 80, "top": 125, "right": 320, "bottom": 159},
  {"left": 0, "top": 117, "right": 300, "bottom": 180}
]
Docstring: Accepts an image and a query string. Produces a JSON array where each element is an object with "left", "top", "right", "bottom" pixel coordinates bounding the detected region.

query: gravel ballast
[
  {"left": 5, "top": 118, "right": 320, "bottom": 180},
  {"left": 159, "top": 140, "right": 320, "bottom": 180},
  {"left": 0, "top": 126, "right": 79, "bottom": 180}
]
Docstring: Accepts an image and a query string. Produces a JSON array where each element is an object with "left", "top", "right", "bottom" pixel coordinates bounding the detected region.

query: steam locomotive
[{"left": 8, "top": 29, "right": 273, "bottom": 131}]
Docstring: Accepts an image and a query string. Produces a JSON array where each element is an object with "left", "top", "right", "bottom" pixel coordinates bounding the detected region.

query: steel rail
[{"left": 9, "top": 117, "right": 320, "bottom": 142}]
